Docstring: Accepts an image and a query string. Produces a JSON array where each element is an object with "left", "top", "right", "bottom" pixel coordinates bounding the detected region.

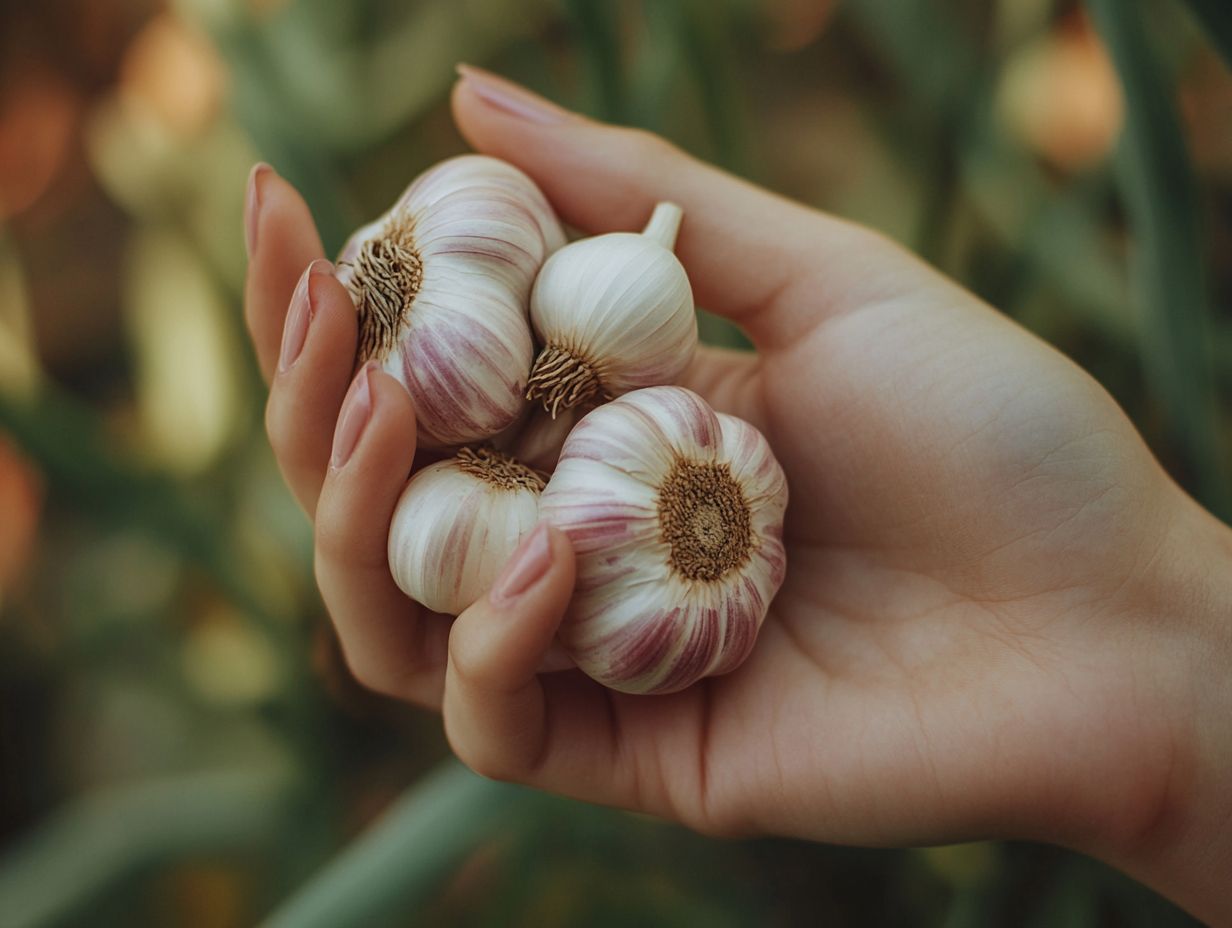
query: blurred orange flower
[
  {"left": 998, "top": 13, "right": 1124, "bottom": 171},
  {"left": 0, "top": 435, "right": 42, "bottom": 601}
]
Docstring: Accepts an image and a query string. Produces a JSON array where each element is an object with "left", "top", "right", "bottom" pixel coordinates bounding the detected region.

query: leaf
[
  {"left": 1178, "top": 0, "right": 1232, "bottom": 66},
  {"left": 0, "top": 383, "right": 294, "bottom": 646},
  {"left": 260, "top": 763, "right": 549, "bottom": 928},
  {"left": 1089, "top": 0, "right": 1230, "bottom": 519},
  {"left": 0, "top": 764, "right": 296, "bottom": 928},
  {"left": 563, "top": 0, "right": 628, "bottom": 122}
]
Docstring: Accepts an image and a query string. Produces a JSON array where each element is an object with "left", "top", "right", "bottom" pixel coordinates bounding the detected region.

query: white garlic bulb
[
  {"left": 337, "top": 155, "right": 565, "bottom": 447},
  {"left": 525, "top": 203, "right": 698, "bottom": 418},
  {"left": 388, "top": 447, "right": 545, "bottom": 616},
  {"left": 540, "top": 386, "right": 788, "bottom": 695}
]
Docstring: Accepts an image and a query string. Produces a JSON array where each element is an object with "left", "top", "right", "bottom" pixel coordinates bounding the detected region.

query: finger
[
  {"left": 314, "top": 363, "right": 449, "bottom": 707},
  {"left": 443, "top": 525, "right": 713, "bottom": 828},
  {"left": 244, "top": 164, "right": 327, "bottom": 383},
  {"left": 451, "top": 66, "right": 892, "bottom": 350},
  {"left": 444, "top": 523, "right": 575, "bottom": 776},
  {"left": 265, "top": 259, "right": 359, "bottom": 516}
]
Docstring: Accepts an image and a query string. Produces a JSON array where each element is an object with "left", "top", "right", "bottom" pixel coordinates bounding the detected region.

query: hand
[{"left": 244, "top": 67, "right": 1232, "bottom": 922}]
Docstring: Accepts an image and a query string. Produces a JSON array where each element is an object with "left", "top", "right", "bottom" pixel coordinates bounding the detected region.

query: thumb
[
  {"left": 451, "top": 65, "right": 871, "bottom": 351},
  {"left": 443, "top": 523, "right": 575, "bottom": 780}
]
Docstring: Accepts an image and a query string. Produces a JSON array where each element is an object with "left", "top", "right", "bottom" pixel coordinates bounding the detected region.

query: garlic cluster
[
  {"left": 525, "top": 202, "right": 698, "bottom": 417},
  {"left": 540, "top": 387, "right": 787, "bottom": 695},
  {"left": 337, "top": 155, "right": 565, "bottom": 447},
  {"left": 388, "top": 447, "right": 545, "bottom": 616},
  {"left": 362, "top": 161, "right": 788, "bottom": 694}
]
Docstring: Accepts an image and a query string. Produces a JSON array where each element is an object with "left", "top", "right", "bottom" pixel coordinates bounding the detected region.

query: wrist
[{"left": 1095, "top": 492, "right": 1232, "bottom": 924}]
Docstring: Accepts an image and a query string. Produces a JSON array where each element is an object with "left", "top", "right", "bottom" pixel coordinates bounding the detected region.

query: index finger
[{"left": 451, "top": 66, "right": 886, "bottom": 351}]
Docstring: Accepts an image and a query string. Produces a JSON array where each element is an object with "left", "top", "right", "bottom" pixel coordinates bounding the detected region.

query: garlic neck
[
  {"left": 641, "top": 202, "right": 683, "bottom": 250},
  {"left": 456, "top": 446, "right": 546, "bottom": 492},
  {"left": 525, "top": 344, "right": 612, "bottom": 418},
  {"left": 348, "top": 216, "right": 423, "bottom": 363},
  {"left": 658, "top": 459, "right": 753, "bottom": 582}
]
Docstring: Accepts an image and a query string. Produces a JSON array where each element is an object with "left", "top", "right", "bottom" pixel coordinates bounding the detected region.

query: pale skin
[{"left": 246, "top": 67, "right": 1232, "bottom": 923}]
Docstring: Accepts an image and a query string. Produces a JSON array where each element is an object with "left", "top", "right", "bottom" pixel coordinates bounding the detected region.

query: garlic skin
[
  {"left": 540, "top": 387, "right": 787, "bottom": 695},
  {"left": 388, "top": 447, "right": 545, "bottom": 616},
  {"left": 526, "top": 203, "right": 698, "bottom": 418},
  {"left": 337, "top": 155, "right": 566, "bottom": 447}
]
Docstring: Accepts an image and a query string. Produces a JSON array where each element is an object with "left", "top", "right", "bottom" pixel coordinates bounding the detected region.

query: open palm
[{"left": 247, "top": 71, "right": 1188, "bottom": 859}]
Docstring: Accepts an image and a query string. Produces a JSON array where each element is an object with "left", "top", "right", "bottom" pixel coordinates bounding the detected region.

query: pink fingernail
[
  {"left": 491, "top": 523, "right": 553, "bottom": 605},
  {"left": 456, "top": 64, "right": 573, "bottom": 126},
  {"left": 331, "top": 362, "right": 378, "bottom": 469},
  {"left": 245, "top": 163, "right": 272, "bottom": 258},
  {"left": 279, "top": 259, "right": 333, "bottom": 374}
]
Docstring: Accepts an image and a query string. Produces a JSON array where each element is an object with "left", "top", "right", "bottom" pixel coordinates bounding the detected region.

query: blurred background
[{"left": 0, "top": 0, "right": 1227, "bottom": 925}]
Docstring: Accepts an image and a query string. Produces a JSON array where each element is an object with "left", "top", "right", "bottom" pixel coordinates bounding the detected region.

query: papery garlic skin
[
  {"left": 337, "top": 155, "right": 565, "bottom": 447},
  {"left": 388, "top": 447, "right": 545, "bottom": 616},
  {"left": 526, "top": 203, "right": 698, "bottom": 418},
  {"left": 540, "top": 387, "right": 787, "bottom": 695}
]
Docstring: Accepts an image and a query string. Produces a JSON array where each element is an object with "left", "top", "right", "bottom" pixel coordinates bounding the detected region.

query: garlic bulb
[
  {"left": 540, "top": 386, "right": 787, "bottom": 695},
  {"left": 388, "top": 447, "right": 545, "bottom": 616},
  {"left": 337, "top": 155, "right": 565, "bottom": 446},
  {"left": 525, "top": 203, "right": 698, "bottom": 418}
]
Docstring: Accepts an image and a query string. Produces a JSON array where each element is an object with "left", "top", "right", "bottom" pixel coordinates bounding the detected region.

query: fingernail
[
  {"left": 245, "top": 163, "right": 272, "bottom": 258},
  {"left": 331, "top": 361, "right": 377, "bottom": 470},
  {"left": 456, "top": 64, "right": 572, "bottom": 126},
  {"left": 491, "top": 523, "right": 553, "bottom": 605},
  {"left": 279, "top": 259, "right": 333, "bottom": 374}
]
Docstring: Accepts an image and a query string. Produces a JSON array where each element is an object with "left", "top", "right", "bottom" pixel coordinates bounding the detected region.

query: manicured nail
[
  {"left": 331, "top": 361, "right": 378, "bottom": 469},
  {"left": 491, "top": 523, "right": 553, "bottom": 605},
  {"left": 279, "top": 259, "right": 333, "bottom": 373},
  {"left": 245, "top": 163, "right": 272, "bottom": 258},
  {"left": 456, "top": 64, "right": 572, "bottom": 126}
]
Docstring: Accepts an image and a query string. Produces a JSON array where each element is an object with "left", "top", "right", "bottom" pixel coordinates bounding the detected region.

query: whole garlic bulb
[
  {"left": 525, "top": 203, "right": 698, "bottom": 418},
  {"left": 540, "top": 386, "right": 788, "bottom": 695},
  {"left": 388, "top": 447, "right": 545, "bottom": 616},
  {"left": 337, "top": 155, "right": 565, "bottom": 446}
]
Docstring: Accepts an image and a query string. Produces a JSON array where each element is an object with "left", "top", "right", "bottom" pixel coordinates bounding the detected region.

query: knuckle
[
  {"left": 312, "top": 523, "right": 351, "bottom": 579},
  {"left": 338, "top": 642, "right": 407, "bottom": 701},
  {"left": 445, "top": 630, "right": 489, "bottom": 690},
  {"left": 446, "top": 731, "right": 525, "bottom": 784}
]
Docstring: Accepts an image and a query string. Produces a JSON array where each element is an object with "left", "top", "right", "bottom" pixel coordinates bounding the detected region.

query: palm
[{"left": 659, "top": 257, "right": 1173, "bottom": 845}]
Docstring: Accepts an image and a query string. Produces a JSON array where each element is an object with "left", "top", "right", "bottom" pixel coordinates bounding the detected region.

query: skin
[{"left": 246, "top": 69, "right": 1232, "bottom": 922}]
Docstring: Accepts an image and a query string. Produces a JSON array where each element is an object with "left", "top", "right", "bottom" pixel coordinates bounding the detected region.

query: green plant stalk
[
  {"left": 1089, "top": 0, "right": 1230, "bottom": 520},
  {"left": 564, "top": 0, "right": 627, "bottom": 122},
  {"left": 0, "top": 764, "right": 296, "bottom": 928},
  {"left": 260, "top": 762, "right": 549, "bottom": 928},
  {"left": 1177, "top": 0, "right": 1232, "bottom": 65}
]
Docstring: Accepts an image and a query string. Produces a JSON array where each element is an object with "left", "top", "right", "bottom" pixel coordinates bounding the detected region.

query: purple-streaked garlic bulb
[
  {"left": 337, "top": 155, "right": 565, "bottom": 446},
  {"left": 525, "top": 203, "right": 698, "bottom": 419},
  {"left": 540, "top": 386, "right": 788, "bottom": 695},
  {"left": 388, "top": 447, "right": 545, "bottom": 616}
]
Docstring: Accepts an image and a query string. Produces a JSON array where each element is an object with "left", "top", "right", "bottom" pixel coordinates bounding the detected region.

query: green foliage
[{"left": 1091, "top": 0, "right": 1229, "bottom": 519}]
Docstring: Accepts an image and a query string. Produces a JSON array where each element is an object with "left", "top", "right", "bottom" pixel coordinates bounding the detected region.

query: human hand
[{"left": 244, "top": 67, "right": 1232, "bottom": 922}]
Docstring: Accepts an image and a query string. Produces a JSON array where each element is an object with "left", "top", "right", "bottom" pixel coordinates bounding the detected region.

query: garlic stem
[{"left": 641, "top": 201, "right": 683, "bottom": 250}]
